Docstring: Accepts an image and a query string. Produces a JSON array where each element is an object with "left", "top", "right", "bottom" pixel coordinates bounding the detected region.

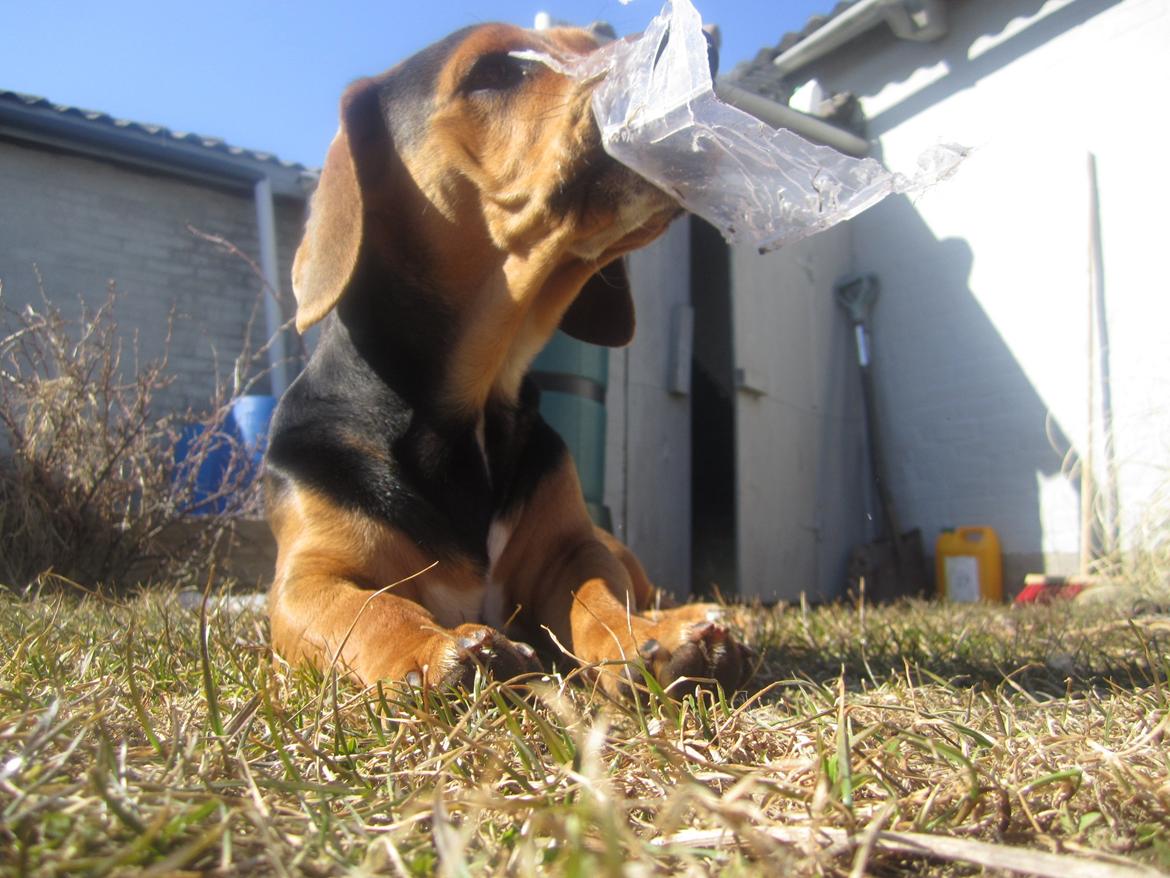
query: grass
[{"left": 1, "top": 586, "right": 1168, "bottom": 877}]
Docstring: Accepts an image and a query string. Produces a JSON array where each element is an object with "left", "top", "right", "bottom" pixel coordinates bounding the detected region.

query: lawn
[{"left": 0, "top": 586, "right": 1167, "bottom": 876}]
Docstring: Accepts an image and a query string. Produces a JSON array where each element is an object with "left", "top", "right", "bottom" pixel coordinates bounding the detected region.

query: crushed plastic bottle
[{"left": 573, "top": 0, "right": 965, "bottom": 252}]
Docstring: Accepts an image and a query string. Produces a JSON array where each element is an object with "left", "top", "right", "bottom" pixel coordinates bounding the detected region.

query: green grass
[{"left": 1, "top": 586, "right": 1168, "bottom": 876}]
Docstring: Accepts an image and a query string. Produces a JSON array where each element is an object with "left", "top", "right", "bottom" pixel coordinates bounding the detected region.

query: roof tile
[{"left": 0, "top": 89, "right": 306, "bottom": 172}]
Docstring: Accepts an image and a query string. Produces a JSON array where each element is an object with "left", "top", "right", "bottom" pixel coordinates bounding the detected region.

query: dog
[{"left": 265, "top": 20, "right": 753, "bottom": 699}]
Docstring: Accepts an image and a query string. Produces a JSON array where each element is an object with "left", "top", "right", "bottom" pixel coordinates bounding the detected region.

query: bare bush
[{"left": 0, "top": 279, "right": 262, "bottom": 590}]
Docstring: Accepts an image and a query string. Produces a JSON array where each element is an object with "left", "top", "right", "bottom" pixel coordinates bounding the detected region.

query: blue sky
[{"left": 2, "top": 1, "right": 835, "bottom": 169}]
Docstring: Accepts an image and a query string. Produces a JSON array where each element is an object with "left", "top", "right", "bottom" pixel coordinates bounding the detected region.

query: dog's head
[{"left": 292, "top": 23, "right": 693, "bottom": 411}]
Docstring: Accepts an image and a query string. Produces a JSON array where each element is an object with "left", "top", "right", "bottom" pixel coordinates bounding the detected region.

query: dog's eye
[{"left": 463, "top": 53, "right": 537, "bottom": 94}]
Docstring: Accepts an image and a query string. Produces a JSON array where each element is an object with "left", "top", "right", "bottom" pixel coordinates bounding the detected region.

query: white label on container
[{"left": 945, "top": 556, "right": 981, "bottom": 602}]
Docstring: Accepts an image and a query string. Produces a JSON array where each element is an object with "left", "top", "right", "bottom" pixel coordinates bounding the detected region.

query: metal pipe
[
  {"left": 715, "top": 80, "right": 871, "bottom": 156},
  {"left": 772, "top": 0, "right": 946, "bottom": 76},
  {"left": 253, "top": 177, "right": 289, "bottom": 398}
]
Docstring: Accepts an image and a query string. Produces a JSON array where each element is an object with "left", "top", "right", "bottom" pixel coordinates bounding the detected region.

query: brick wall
[{"left": 0, "top": 139, "right": 306, "bottom": 414}]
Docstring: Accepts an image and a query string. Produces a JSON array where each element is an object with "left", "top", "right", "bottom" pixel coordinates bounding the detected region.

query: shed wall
[
  {"left": 0, "top": 139, "right": 304, "bottom": 414},
  {"left": 729, "top": 224, "right": 862, "bottom": 601},
  {"left": 605, "top": 222, "right": 693, "bottom": 596}
]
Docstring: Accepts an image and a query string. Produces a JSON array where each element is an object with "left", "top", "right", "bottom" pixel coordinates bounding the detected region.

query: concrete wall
[
  {"left": 0, "top": 139, "right": 304, "bottom": 414},
  {"left": 729, "top": 224, "right": 863, "bottom": 602},
  {"left": 793, "top": 0, "right": 1170, "bottom": 589},
  {"left": 605, "top": 221, "right": 693, "bottom": 596}
]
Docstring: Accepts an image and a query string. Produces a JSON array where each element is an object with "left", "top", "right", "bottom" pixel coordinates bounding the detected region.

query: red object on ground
[{"left": 1014, "top": 574, "right": 1091, "bottom": 604}]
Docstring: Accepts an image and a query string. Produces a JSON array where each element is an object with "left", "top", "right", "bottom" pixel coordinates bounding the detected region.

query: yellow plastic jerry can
[{"left": 935, "top": 526, "right": 1003, "bottom": 602}]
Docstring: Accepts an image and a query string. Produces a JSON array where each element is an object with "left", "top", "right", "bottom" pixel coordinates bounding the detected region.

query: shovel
[{"left": 835, "top": 274, "right": 929, "bottom": 601}]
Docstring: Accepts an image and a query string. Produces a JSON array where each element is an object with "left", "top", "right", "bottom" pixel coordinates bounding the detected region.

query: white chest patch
[
  {"left": 423, "top": 583, "right": 483, "bottom": 629},
  {"left": 420, "top": 516, "right": 517, "bottom": 629},
  {"left": 486, "top": 518, "right": 513, "bottom": 568},
  {"left": 482, "top": 516, "right": 516, "bottom": 629}
]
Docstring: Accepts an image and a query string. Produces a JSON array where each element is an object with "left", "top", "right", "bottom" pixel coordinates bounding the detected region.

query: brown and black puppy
[{"left": 265, "top": 22, "right": 752, "bottom": 698}]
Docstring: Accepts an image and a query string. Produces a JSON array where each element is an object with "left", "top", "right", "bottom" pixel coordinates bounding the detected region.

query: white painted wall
[
  {"left": 729, "top": 224, "right": 864, "bottom": 601},
  {"left": 604, "top": 221, "right": 693, "bottom": 596},
  {"left": 797, "top": 0, "right": 1170, "bottom": 586}
]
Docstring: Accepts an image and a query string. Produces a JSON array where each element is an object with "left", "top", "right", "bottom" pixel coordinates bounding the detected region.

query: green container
[{"left": 531, "top": 331, "right": 610, "bottom": 529}]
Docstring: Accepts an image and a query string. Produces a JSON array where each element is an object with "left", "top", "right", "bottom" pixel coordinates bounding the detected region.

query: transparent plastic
[{"left": 577, "top": 0, "right": 965, "bottom": 252}]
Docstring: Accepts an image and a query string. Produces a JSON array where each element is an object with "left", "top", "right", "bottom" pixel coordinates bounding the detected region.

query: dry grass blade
[
  {"left": 657, "top": 825, "right": 1168, "bottom": 877},
  {"left": 866, "top": 829, "right": 1167, "bottom": 878}
]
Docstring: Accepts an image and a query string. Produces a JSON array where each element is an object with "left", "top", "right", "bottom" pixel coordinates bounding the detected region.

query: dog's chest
[
  {"left": 420, "top": 517, "right": 514, "bottom": 628},
  {"left": 412, "top": 385, "right": 552, "bottom": 629}
]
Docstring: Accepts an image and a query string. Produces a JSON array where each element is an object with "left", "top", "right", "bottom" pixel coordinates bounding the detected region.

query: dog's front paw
[
  {"left": 586, "top": 607, "right": 755, "bottom": 701},
  {"left": 640, "top": 611, "right": 756, "bottom": 699},
  {"left": 408, "top": 625, "right": 542, "bottom": 691}
]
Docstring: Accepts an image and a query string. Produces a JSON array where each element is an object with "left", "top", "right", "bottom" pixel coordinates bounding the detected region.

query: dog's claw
[
  {"left": 438, "top": 627, "right": 543, "bottom": 690},
  {"left": 458, "top": 629, "right": 488, "bottom": 651},
  {"left": 631, "top": 612, "right": 755, "bottom": 699},
  {"left": 690, "top": 621, "right": 726, "bottom": 643}
]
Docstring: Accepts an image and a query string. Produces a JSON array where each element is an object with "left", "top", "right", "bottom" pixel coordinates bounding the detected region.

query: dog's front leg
[
  {"left": 543, "top": 539, "right": 755, "bottom": 699},
  {"left": 266, "top": 486, "right": 540, "bottom": 690},
  {"left": 269, "top": 575, "right": 540, "bottom": 690},
  {"left": 501, "top": 456, "right": 753, "bottom": 699}
]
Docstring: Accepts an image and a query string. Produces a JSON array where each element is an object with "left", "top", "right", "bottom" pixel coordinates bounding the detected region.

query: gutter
[
  {"left": 715, "top": 80, "right": 870, "bottom": 156},
  {"left": 253, "top": 178, "right": 290, "bottom": 398},
  {"left": 0, "top": 96, "right": 309, "bottom": 197},
  {"left": 773, "top": 0, "right": 947, "bottom": 76}
]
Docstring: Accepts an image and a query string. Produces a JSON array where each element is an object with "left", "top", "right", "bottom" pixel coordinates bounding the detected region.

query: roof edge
[{"left": 0, "top": 90, "right": 312, "bottom": 198}]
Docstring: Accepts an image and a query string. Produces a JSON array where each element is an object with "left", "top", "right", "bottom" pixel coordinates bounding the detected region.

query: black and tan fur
[{"left": 266, "top": 22, "right": 752, "bottom": 697}]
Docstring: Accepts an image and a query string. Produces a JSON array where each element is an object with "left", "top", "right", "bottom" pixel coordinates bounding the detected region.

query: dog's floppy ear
[
  {"left": 291, "top": 80, "right": 385, "bottom": 333},
  {"left": 559, "top": 259, "right": 635, "bottom": 347}
]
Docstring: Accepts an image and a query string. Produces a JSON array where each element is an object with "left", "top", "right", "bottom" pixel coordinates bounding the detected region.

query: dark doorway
[{"left": 690, "top": 217, "right": 738, "bottom": 597}]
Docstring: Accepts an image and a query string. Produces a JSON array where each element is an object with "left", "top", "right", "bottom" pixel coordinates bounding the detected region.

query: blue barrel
[
  {"left": 173, "top": 423, "right": 235, "bottom": 514},
  {"left": 230, "top": 394, "right": 278, "bottom": 474},
  {"left": 530, "top": 332, "right": 610, "bottom": 529},
  {"left": 173, "top": 394, "right": 277, "bottom": 514}
]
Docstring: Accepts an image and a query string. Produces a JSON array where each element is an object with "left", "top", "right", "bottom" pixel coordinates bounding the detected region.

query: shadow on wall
[
  {"left": 860, "top": 0, "right": 1127, "bottom": 139},
  {"left": 691, "top": 218, "right": 738, "bottom": 598},
  {"left": 858, "top": 192, "right": 1077, "bottom": 592}
]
